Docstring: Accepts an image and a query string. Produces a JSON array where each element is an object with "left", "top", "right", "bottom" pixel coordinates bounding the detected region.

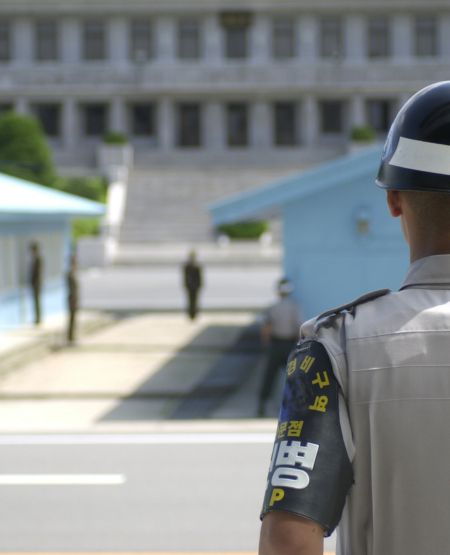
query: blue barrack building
[
  {"left": 210, "top": 146, "right": 409, "bottom": 320},
  {"left": 0, "top": 173, "right": 104, "bottom": 330}
]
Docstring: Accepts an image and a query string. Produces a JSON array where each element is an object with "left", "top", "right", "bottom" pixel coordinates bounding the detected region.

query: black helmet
[{"left": 376, "top": 81, "right": 450, "bottom": 192}]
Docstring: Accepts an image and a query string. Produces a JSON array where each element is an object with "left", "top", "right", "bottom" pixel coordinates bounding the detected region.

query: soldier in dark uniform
[
  {"left": 66, "top": 253, "right": 79, "bottom": 344},
  {"left": 182, "top": 250, "right": 203, "bottom": 320},
  {"left": 29, "top": 241, "right": 43, "bottom": 325}
]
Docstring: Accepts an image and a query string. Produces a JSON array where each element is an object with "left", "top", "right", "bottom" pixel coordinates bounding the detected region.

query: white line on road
[
  {"left": 0, "top": 474, "right": 126, "bottom": 485},
  {"left": 0, "top": 433, "right": 275, "bottom": 446}
]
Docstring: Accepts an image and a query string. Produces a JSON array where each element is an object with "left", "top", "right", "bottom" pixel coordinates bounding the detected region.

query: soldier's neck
[{"left": 409, "top": 236, "right": 450, "bottom": 263}]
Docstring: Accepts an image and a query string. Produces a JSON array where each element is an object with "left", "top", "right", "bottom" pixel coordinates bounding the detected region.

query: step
[
  {"left": 113, "top": 241, "right": 282, "bottom": 266},
  {"left": 118, "top": 166, "right": 301, "bottom": 243}
]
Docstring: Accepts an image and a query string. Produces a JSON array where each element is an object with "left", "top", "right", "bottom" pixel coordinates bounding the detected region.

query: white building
[
  {"left": 0, "top": 0, "right": 446, "bottom": 169},
  {"left": 0, "top": 0, "right": 448, "bottom": 242}
]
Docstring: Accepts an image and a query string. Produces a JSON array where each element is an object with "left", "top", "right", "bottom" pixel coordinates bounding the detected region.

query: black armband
[{"left": 260, "top": 340, "right": 353, "bottom": 536}]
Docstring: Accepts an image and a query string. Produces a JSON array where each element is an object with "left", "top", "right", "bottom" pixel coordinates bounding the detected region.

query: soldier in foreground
[{"left": 259, "top": 81, "right": 450, "bottom": 555}]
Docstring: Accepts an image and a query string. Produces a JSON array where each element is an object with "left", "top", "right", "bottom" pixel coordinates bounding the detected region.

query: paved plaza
[{"left": 0, "top": 310, "right": 280, "bottom": 432}]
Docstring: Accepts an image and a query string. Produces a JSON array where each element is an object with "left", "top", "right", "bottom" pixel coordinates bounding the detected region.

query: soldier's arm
[
  {"left": 259, "top": 511, "right": 324, "bottom": 555},
  {"left": 259, "top": 340, "right": 353, "bottom": 550}
]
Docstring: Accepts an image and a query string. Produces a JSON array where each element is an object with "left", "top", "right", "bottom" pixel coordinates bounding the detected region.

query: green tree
[
  {"left": 217, "top": 220, "right": 269, "bottom": 239},
  {"left": 53, "top": 175, "right": 107, "bottom": 203},
  {"left": 0, "top": 112, "right": 55, "bottom": 185},
  {"left": 52, "top": 175, "right": 107, "bottom": 241}
]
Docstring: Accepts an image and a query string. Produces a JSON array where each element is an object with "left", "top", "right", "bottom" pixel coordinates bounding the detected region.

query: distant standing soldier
[
  {"left": 183, "top": 250, "right": 203, "bottom": 320},
  {"left": 258, "top": 278, "right": 301, "bottom": 417},
  {"left": 29, "top": 241, "right": 43, "bottom": 325},
  {"left": 66, "top": 253, "right": 79, "bottom": 344}
]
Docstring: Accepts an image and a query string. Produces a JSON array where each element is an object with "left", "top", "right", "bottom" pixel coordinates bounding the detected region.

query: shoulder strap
[{"left": 314, "top": 288, "right": 391, "bottom": 331}]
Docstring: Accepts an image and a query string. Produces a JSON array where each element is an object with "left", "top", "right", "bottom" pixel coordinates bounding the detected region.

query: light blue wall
[
  {"left": 0, "top": 279, "right": 66, "bottom": 330},
  {"left": 0, "top": 218, "right": 72, "bottom": 331},
  {"left": 283, "top": 178, "right": 409, "bottom": 320}
]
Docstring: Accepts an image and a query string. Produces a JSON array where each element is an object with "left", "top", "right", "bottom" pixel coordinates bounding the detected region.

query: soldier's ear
[{"left": 387, "top": 190, "right": 403, "bottom": 217}]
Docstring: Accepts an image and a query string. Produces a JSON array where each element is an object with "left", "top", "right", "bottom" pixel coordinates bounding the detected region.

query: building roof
[
  {"left": 0, "top": 172, "right": 105, "bottom": 219},
  {"left": 209, "top": 145, "right": 382, "bottom": 226}
]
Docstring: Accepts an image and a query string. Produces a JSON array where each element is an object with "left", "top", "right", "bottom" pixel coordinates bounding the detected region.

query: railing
[{"left": 0, "top": 60, "right": 448, "bottom": 91}]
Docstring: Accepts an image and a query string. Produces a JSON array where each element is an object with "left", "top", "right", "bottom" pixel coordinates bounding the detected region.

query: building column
[
  {"left": 13, "top": 19, "right": 33, "bottom": 64},
  {"left": 15, "top": 98, "right": 29, "bottom": 115},
  {"left": 159, "top": 98, "right": 175, "bottom": 150},
  {"left": 110, "top": 17, "right": 128, "bottom": 65},
  {"left": 156, "top": 16, "right": 175, "bottom": 63},
  {"left": 62, "top": 98, "right": 78, "bottom": 150},
  {"left": 303, "top": 95, "right": 319, "bottom": 146},
  {"left": 345, "top": 15, "right": 365, "bottom": 63},
  {"left": 299, "top": 15, "right": 317, "bottom": 62},
  {"left": 110, "top": 97, "right": 127, "bottom": 134},
  {"left": 250, "top": 14, "right": 270, "bottom": 64},
  {"left": 440, "top": 14, "right": 450, "bottom": 58},
  {"left": 204, "top": 15, "right": 222, "bottom": 62},
  {"left": 350, "top": 95, "right": 366, "bottom": 128},
  {"left": 392, "top": 15, "right": 412, "bottom": 62},
  {"left": 251, "top": 101, "right": 271, "bottom": 148},
  {"left": 205, "top": 101, "right": 224, "bottom": 150},
  {"left": 61, "top": 18, "right": 81, "bottom": 63}
]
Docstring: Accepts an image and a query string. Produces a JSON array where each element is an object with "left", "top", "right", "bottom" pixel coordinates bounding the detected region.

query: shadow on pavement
[
  {"left": 170, "top": 322, "right": 262, "bottom": 419},
  {"left": 99, "top": 321, "right": 264, "bottom": 422}
]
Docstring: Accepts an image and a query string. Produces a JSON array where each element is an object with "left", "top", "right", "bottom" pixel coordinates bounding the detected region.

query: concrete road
[
  {"left": 0, "top": 432, "right": 336, "bottom": 553},
  {"left": 0, "top": 433, "right": 271, "bottom": 552},
  {"left": 80, "top": 266, "right": 280, "bottom": 311}
]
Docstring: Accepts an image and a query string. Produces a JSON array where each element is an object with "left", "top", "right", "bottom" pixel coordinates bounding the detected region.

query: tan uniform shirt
[
  {"left": 265, "top": 297, "right": 301, "bottom": 340},
  {"left": 301, "top": 255, "right": 450, "bottom": 555}
]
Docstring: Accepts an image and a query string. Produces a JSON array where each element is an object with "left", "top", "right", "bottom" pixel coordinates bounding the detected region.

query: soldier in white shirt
[
  {"left": 259, "top": 81, "right": 450, "bottom": 555},
  {"left": 258, "top": 278, "right": 301, "bottom": 417}
]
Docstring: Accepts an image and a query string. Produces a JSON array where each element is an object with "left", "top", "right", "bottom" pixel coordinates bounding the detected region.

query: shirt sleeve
[{"left": 260, "top": 339, "right": 353, "bottom": 536}]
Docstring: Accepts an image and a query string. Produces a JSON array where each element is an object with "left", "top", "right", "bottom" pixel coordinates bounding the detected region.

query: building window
[
  {"left": 227, "top": 103, "right": 248, "bottom": 147},
  {"left": 82, "top": 103, "right": 108, "bottom": 136},
  {"left": 130, "top": 19, "right": 153, "bottom": 62},
  {"left": 0, "top": 103, "right": 13, "bottom": 115},
  {"left": 221, "top": 12, "right": 251, "bottom": 59},
  {"left": 320, "top": 100, "right": 344, "bottom": 133},
  {"left": 178, "top": 18, "right": 201, "bottom": 59},
  {"left": 0, "top": 21, "right": 11, "bottom": 62},
  {"left": 366, "top": 99, "right": 392, "bottom": 133},
  {"left": 272, "top": 18, "right": 296, "bottom": 59},
  {"left": 83, "top": 20, "right": 106, "bottom": 61},
  {"left": 32, "top": 104, "right": 61, "bottom": 137},
  {"left": 35, "top": 20, "right": 59, "bottom": 61},
  {"left": 130, "top": 103, "right": 156, "bottom": 138},
  {"left": 415, "top": 16, "right": 437, "bottom": 57},
  {"left": 177, "top": 103, "right": 202, "bottom": 147},
  {"left": 319, "top": 16, "right": 343, "bottom": 58},
  {"left": 367, "top": 16, "right": 390, "bottom": 58},
  {"left": 274, "top": 102, "right": 298, "bottom": 146}
]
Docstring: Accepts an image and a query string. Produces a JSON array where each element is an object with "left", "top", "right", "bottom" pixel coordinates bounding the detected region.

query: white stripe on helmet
[{"left": 389, "top": 137, "right": 450, "bottom": 176}]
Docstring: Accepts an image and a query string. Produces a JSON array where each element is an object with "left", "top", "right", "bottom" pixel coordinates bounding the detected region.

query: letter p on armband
[{"left": 269, "top": 488, "right": 285, "bottom": 506}]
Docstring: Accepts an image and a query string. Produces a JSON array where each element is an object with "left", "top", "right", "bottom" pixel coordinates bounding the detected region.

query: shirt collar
[{"left": 401, "top": 254, "right": 450, "bottom": 289}]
